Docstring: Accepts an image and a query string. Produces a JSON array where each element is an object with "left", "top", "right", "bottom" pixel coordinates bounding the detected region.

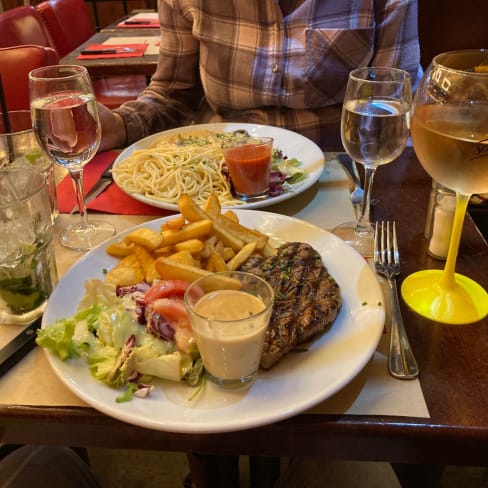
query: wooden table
[
  {"left": 100, "top": 13, "right": 159, "bottom": 33},
  {"left": 60, "top": 30, "right": 159, "bottom": 77},
  {"left": 1, "top": 148, "right": 487, "bottom": 482}
]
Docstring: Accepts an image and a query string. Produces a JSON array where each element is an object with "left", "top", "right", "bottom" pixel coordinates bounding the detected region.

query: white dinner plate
[
  {"left": 42, "top": 211, "right": 385, "bottom": 433},
  {"left": 113, "top": 123, "right": 325, "bottom": 211}
]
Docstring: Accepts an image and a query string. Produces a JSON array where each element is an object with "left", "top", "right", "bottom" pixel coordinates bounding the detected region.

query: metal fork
[{"left": 374, "top": 221, "right": 419, "bottom": 380}]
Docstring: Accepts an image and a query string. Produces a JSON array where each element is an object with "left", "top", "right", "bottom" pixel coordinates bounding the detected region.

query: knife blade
[
  {"left": 80, "top": 48, "right": 138, "bottom": 55},
  {"left": 71, "top": 162, "right": 114, "bottom": 214},
  {"left": 0, "top": 316, "right": 42, "bottom": 378}
]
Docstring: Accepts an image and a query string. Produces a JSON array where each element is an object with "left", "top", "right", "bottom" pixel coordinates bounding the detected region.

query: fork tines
[{"left": 374, "top": 221, "right": 399, "bottom": 267}]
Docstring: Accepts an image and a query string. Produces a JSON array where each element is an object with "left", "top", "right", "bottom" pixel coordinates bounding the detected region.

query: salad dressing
[{"left": 193, "top": 290, "right": 268, "bottom": 380}]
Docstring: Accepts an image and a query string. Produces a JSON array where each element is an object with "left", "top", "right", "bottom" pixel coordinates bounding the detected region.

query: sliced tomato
[
  {"left": 144, "top": 280, "right": 190, "bottom": 304},
  {"left": 152, "top": 297, "right": 190, "bottom": 329}
]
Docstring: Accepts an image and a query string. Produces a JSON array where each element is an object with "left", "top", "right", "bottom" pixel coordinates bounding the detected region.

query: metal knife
[
  {"left": 71, "top": 162, "right": 114, "bottom": 214},
  {"left": 80, "top": 48, "right": 138, "bottom": 55},
  {"left": 0, "top": 316, "right": 42, "bottom": 378}
]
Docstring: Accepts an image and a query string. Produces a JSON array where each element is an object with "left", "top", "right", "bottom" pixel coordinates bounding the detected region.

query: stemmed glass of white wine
[
  {"left": 29, "top": 65, "right": 115, "bottom": 251},
  {"left": 333, "top": 67, "right": 412, "bottom": 256},
  {"left": 401, "top": 50, "right": 488, "bottom": 324}
]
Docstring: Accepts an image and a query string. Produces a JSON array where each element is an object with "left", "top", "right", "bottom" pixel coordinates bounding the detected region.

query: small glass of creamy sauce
[
  {"left": 184, "top": 271, "right": 274, "bottom": 389},
  {"left": 222, "top": 137, "right": 274, "bottom": 201}
]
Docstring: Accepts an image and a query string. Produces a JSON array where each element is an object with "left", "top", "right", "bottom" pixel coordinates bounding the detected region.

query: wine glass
[
  {"left": 333, "top": 67, "right": 412, "bottom": 256},
  {"left": 29, "top": 65, "right": 115, "bottom": 251},
  {"left": 401, "top": 50, "right": 488, "bottom": 324}
]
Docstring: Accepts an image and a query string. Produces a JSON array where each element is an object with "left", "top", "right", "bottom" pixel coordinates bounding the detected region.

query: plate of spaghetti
[{"left": 112, "top": 123, "right": 325, "bottom": 210}]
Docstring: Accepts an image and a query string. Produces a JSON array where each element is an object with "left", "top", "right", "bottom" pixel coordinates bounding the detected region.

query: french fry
[
  {"left": 133, "top": 245, "right": 158, "bottom": 283},
  {"left": 155, "top": 257, "right": 212, "bottom": 283},
  {"left": 178, "top": 193, "right": 264, "bottom": 250},
  {"left": 223, "top": 209, "right": 239, "bottom": 223},
  {"left": 173, "top": 238, "right": 205, "bottom": 254},
  {"left": 211, "top": 221, "right": 245, "bottom": 251},
  {"left": 162, "top": 219, "right": 213, "bottom": 245},
  {"left": 124, "top": 228, "right": 163, "bottom": 251},
  {"left": 226, "top": 242, "right": 257, "bottom": 271},
  {"left": 105, "top": 241, "right": 136, "bottom": 257},
  {"left": 205, "top": 255, "right": 216, "bottom": 272},
  {"left": 209, "top": 246, "right": 227, "bottom": 272},
  {"left": 155, "top": 257, "right": 242, "bottom": 290},
  {"left": 105, "top": 254, "right": 145, "bottom": 286},
  {"left": 178, "top": 194, "right": 209, "bottom": 222},
  {"left": 222, "top": 247, "right": 235, "bottom": 261},
  {"left": 203, "top": 192, "right": 222, "bottom": 218},
  {"left": 144, "top": 261, "right": 161, "bottom": 283},
  {"left": 161, "top": 215, "right": 185, "bottom": 231},
  {"left": 213, "top": 214, "right": 268, "bottom": 249},
  {"left": 167, "top": 250, "right": 196, "bottom": 266},
  {"left": 153, "top": 244, "right": 174, "bottom": 256},
  {"left": 261, "top": 241, "right": 278, "bottom": 257}
]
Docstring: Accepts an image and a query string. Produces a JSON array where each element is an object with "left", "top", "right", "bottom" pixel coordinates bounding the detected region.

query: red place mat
[
  {"left": 56, "top": 151, "right": 174, "bottom": 217},
  {"left": 117, "top": 18, "right": 159, "bottom": 28}
]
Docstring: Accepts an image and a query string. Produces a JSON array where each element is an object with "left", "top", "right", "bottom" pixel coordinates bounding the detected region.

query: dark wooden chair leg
[
  {"left": 249, "top": 456, "right": 281, "bottom": 488},
  {"left": 186, "top": 452, "right": 240, "bottom": 488}
]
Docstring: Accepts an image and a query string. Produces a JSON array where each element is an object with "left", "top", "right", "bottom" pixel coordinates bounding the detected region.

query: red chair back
[
  {"left": 33, "top": 0, "right": 148, "bottom": 109},
  {"left": 36, "top": 0, "right": 94, "bottom": 57},
  {"left": 0, "top": 45, "right": 59, "bottom": 111},
  {"left": 0, "top": 6, "right": 56, "bottom": 50}
]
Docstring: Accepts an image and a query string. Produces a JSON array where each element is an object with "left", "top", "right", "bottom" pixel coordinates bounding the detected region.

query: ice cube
[{"left": 0, "top": 167, "right": 40, "bottom": 204}]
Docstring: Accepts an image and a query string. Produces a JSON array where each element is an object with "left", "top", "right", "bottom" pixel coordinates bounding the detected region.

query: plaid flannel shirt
[{"left": 116, "top": 0, "right": 421, "bottom": 150}]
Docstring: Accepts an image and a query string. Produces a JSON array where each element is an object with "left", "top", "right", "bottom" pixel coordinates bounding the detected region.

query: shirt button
[{"left": 272, "top": 63, "right": 279, "bottom": 73}]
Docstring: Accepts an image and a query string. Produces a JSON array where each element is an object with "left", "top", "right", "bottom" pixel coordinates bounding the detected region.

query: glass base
[
  {"left": 206, "top": 371, "right": 257, "bottom": 390},
  {"left": 401, "top": 270, "right": 488, "bottom": 325},
  {"left": 332, "top": 221, "right": 374, "bottom": 258},
  {"left": 59, "top": 220, "right": 116, "bottom": 251},
  {"left": 236, "top": 190, "right": 269, "bottom": 202}
]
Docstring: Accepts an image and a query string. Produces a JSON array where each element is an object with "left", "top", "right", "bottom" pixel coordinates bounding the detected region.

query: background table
[{"left": 60, "top": 30, "right": 159, "bottom": 77}]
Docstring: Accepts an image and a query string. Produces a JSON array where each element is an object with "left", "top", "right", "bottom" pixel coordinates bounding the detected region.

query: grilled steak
[{"left": 239, "top": 242, "right": 342, "bottom": 369}]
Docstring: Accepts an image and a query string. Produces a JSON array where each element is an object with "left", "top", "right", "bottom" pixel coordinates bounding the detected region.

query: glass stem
[
  {"left": 69, "top": 168, "right": 88, "bottom": 226},
  {"left": 439, "top": 193, "right": 470, "bottom": 290},
  {"left": 356, "top": 166, "right": 376, "bottom": 232}
]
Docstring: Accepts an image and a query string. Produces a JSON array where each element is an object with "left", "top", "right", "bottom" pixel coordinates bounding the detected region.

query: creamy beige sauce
[{"left": 193, "top": 290, "right": 269, "bottom": 380}]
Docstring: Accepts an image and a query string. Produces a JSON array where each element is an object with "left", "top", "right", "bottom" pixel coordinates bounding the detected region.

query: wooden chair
[
  {"left": 35, "top": 0, "right": 148, "bottom": 109},
  {"left": 0, "top": 44, "right": 59, "bottom": 111}
]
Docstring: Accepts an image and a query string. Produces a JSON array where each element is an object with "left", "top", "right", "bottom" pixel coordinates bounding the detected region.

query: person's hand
[{"left": 97, "top": 103, "right": 126, "bottom": 152}]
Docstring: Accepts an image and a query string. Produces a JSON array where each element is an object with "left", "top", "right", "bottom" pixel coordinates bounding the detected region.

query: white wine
[
  {"left": 341, "top": 98, "right": 410, "bottom": 167},
  {"left": 412, "top": 103, "right": 488, "bottom": 195},
  {"left": 31, "top": 92, "right": 100, "bottom": 170}
]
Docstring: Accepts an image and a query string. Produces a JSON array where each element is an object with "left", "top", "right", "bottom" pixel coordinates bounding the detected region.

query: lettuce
[
  {"left": 36, "top": 317, "right": 79, "bottom": 361},
  {"left": 37, "top": 278, "right": 198, "bottom": 398},
  {"left": 131, "top": 333, "right": 188, "bottom": 381}
]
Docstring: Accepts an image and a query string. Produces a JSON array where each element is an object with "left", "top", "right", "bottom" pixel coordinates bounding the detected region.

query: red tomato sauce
[{"left": 224, "top": 144, "right": 272, "bottom": 196}]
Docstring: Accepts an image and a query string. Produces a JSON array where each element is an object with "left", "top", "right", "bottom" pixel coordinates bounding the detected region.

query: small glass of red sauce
[{"left": 223, "top": 137, "right": 273, "bottom": 201}]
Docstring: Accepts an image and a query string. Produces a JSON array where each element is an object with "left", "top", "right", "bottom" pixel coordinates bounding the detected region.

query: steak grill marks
[{"left": 240, "top": 242, "right": 342, "bottom": 369}]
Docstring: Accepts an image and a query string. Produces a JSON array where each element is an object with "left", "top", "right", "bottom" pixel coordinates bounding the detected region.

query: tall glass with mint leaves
[{"left": 0, "top": 168, "right": 58, "bottom": 324}]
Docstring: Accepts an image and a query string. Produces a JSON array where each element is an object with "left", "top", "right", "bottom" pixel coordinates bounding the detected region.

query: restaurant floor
[{"left": 87, "top": 448, "right": 488, "bottom": 487}]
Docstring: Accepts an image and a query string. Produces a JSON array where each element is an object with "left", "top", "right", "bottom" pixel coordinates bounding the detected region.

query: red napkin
[
  {"left": 117, "top": 18, "right": 159, "bottom": 28},
  {"left": 56, "top": 151, "right": 174, "bottom": 217},
  {"left": 77, "top": 44, "right": 148, "bottom": 60}
]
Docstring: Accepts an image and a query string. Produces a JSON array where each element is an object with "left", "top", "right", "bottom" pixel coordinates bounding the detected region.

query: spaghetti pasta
[{"left": 113, "top": 131, "right": 250, "bottom": 207}]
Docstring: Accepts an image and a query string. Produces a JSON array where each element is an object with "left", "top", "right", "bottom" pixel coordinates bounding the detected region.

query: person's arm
[
  {"left": 101, "top": 0, "right": 204, "bottom": 150},
  {"left": 371, "top": 0, "right": 421, "bottom": 85}
]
